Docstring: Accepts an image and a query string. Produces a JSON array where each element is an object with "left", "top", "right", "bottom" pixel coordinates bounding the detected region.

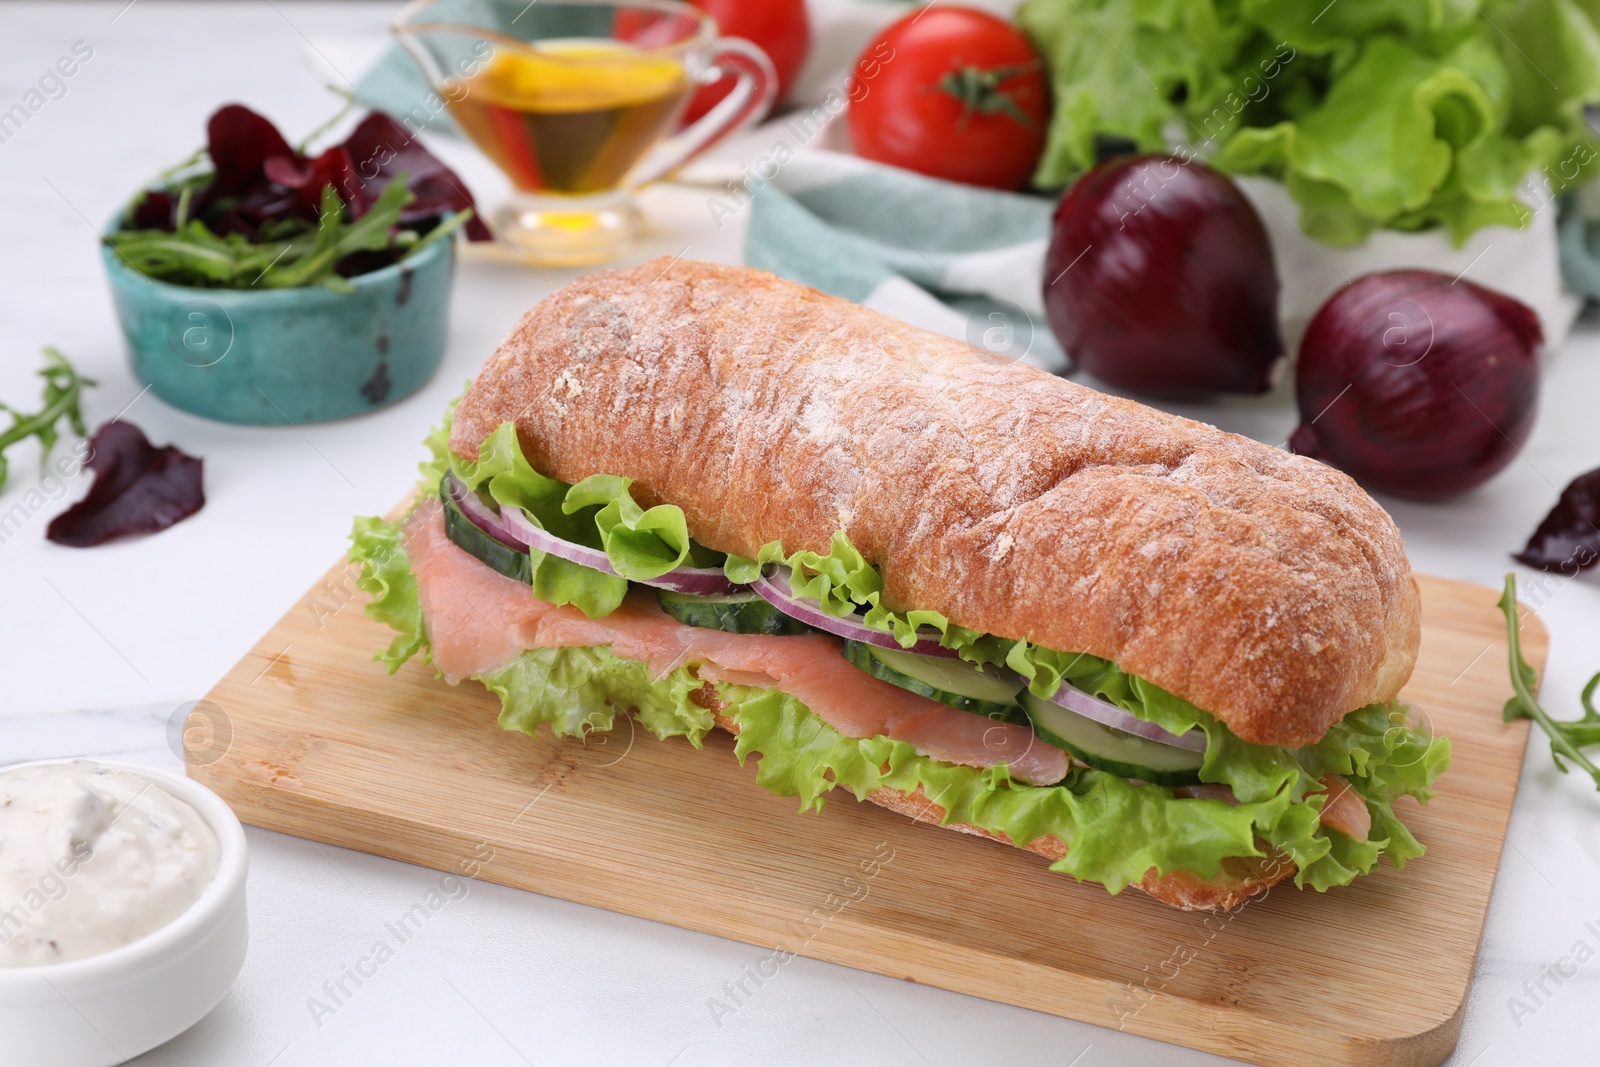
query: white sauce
[{"left": 0, "top": 762, "right": 220, "bottom": 967}]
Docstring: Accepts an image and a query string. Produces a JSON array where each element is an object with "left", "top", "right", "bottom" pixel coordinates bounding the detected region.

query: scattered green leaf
[
  {"left": 0, "top": 348, "right": 95, "bottom": 495},
  {"left": 1499, "top": 573, "right": 1600, "bottom": 790}
]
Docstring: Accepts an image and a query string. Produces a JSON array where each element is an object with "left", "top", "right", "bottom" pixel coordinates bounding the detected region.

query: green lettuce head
[{"left": 1018, "top": 0, "right": 1600, "bottom": 245}]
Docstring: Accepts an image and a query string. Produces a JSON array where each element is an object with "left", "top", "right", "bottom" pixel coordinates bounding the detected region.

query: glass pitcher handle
[{"left": 629, "top": 36, "right": 778, "bottom": 188}]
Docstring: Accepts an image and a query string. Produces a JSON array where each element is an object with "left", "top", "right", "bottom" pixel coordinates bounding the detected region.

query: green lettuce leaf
[
  {"left": 1493, "top": 0, "right": 1600, "bottom": 138},
  {"left": 724, "top": 529, "right": 1449, "bottom": 889},
  {"left": 724, "top": 536, "right": 1008, "bottom": 666},
  {"left": 733, "top": 677, "right": 1440, "bottom": 891},
  {"left": 417, "top": 390, "right": 461, "bottom": 495},
  {"left": 348, "top": 513, "right": 429, "bottom": 673},
  {"left": 482, "top": 644, "right": 715, "bottom": 746},
  {"left": 447, "top": 420, "right": 699, "bottom": 619},
  {"left": 1018, "top": 0, "right": 1600, "bottom": 245},
  {"left": 1057, "top": 668, "right": 1444, "bottom": 887},
  {"left": 1016, "top": 0, "right": 1250, "bottom": 186},
  {"left": 1242, "top": 0, "right": 1481, "bottom": 65},
  {"left": 726, "top": 682, "right": 1286, "bottom": 892},
  {"left": 1217, "top": 31, "right": 1551, "bottom": 245},
  {"left": 345, "top": 396, "right": 467, "bottom": 674},
  {"left": 470, "top": 634, "right": 1305, "bottom": 893}
]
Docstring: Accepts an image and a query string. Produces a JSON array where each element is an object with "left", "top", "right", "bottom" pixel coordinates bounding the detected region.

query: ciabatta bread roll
[{"left": 452, "top": 259, "right": 1419, "bottom": 749}]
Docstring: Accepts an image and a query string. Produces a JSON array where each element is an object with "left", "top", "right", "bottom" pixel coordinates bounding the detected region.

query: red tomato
[
  {"left": 683, "top": 0, "right": 811, "bottom": 124},
  {"left": 847, "top": 6, "right": 1048, "bottom": 190}
]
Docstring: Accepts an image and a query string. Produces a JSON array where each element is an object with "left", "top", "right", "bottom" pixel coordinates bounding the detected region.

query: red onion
[
  {"left": 1289, "top": 270, "right": 1542, "bottom": 500},
  {"left": 1045, "top": 683, "right": 1206, "bottom": 752},
  {"left": 445, "top": 473, "right": 522, "bottom": 548},
  {"left": 492, "top": 488, "right": 739, "bottom": 596},
  {"left": 501, "top": 505, "right": 620, "bottom": 575},
  {"left": 1041, "top": 153, "right": 1283, "bottom": 395},
  {"left": 752, "top": 567, "right": 956, "bottom": 656},
  {"left": 645, "top": 566, "right": 740, "bottom": 597}
]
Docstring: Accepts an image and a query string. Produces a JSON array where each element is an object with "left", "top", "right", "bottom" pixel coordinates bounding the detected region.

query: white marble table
[{"left": 3, "top": 5, "right": 1599, "bottom": 1065}]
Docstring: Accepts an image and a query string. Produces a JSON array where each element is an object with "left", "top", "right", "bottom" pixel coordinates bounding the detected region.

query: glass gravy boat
[{"left": 394, "top": 0, "right": 776, "bottom": 265}]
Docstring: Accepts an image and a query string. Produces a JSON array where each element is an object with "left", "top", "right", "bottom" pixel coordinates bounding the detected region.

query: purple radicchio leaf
[
  {"left": 1514, "top": 467, "right": 1600, "bottom": 574},
  {"left": 46, "top": 421, "right": 204, "bottom": 547}
]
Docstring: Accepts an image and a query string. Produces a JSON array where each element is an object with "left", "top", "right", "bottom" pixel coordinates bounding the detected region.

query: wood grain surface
[{"left": 189, "top": 558, "right": 1546, "bottom": 1067}]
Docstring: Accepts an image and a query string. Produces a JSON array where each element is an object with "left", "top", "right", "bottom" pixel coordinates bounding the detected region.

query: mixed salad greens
[
  {"left": 109, "top": 105, "right": 487, "bottom": 291},
  {"left": 348, "top": 408, "right": 1450, "bottom": 895},
  {"left": 1017, "top": 0, "right": 1600, "bottom": 245}
]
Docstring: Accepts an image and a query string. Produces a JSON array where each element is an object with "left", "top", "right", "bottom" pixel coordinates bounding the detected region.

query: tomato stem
[{"left": 931, "top": 61, "right": 1040, "bottom": 130}]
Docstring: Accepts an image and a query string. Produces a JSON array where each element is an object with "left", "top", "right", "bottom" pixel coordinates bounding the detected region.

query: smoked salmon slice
[
  {"left": 1315, "top": 774, "right": 1372, "bottom": 842},
  {"left": 407, "top": 503, "right": 560, "bottom": 682},
  {"left": 406, "top": 509, "right": 1068, "bottom": 785}
]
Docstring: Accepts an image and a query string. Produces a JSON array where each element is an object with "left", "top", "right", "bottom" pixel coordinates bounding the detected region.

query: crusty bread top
[{"left": 452, "top": 259, "right": 1419, "bottom": 747}]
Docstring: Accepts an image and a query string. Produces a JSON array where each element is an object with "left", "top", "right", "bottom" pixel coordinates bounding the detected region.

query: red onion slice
[
  {"left": 502, "top": 504, "right": 620, "bottom": 576},
  {"left": 1045, "top": 683, "right": 1207, "bottom": 753},
  {"left": 644, "top": 565, "right": 740, "bottom": 596},
  {"left": 752, "top": 566, "right": 956, "bottom": 657},
  {"left": 496, "top": 491, "right": 738, "bottom": 595},
  {"left": 445, "top": 473, "right": 522, "bottom": 548}
]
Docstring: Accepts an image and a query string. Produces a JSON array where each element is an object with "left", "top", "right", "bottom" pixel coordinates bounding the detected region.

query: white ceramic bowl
[{"left": 0, "top": 760, "right": 249, "bottom": 1067}]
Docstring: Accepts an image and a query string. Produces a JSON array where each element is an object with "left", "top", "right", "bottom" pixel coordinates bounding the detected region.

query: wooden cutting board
[{"left": 189, "top": 555, "right": 1545, "bottom": 1067}]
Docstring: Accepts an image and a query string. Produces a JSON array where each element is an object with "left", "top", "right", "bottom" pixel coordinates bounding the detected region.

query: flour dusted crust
[{"left": 454, "top": 259, "right": 1420, "bottom": 747}]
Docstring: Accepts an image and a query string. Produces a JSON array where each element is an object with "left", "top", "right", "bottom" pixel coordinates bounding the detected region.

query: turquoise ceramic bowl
[{"left": 102, "top": 234, "right": 454, "bottom": 425}]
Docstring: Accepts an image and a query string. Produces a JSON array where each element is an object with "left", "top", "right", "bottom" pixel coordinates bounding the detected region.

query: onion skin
[
  {"left": 1041, "top": 153, "right": 1284, "bottom": 395},
  {"left": 1289, "top": 270, "right": 1542, "bottom": 501}
]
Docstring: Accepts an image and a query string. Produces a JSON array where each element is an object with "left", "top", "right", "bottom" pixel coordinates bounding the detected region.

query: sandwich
[{"left": 350, "top": 259, "right": 1448, "bottom": 911}]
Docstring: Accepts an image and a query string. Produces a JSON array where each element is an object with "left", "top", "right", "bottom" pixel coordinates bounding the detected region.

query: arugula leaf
[
  {"left": 107, "top": 176, "right": 419, "bottom": 292},
  {"left": 1499, "top": 573, "right": 1600, "bottom": 789},
  {"left": 107, "top": 221, "right": 296, "bottom": 286},
  {"left": 402, "top": 207, "right": 475, "bottom": 262},
  {"left": 0, "top": 348, "right": 95, "bottom": 495},
  {"left": 266, "top": 180, "right": 415, "bottom": 293}
]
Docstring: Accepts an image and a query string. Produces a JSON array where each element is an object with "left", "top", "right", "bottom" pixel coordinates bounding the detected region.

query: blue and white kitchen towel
[
  {"left": 743, "top": 151, "right": 1066, "bottom": 371},
  {"left": 739, "top": 145, "right": 1584, "bottom": 360}
]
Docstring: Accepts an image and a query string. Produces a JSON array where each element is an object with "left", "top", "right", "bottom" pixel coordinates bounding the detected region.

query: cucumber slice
[
  {"left": 657, "top": 589, "right": 810, "bottom": 635},
  {"left": 843, "top": 641, "right": 1023, "bottom": 716},
  {"left": 443, "top": 493, "right": 531, "bottom": 584},
  {"left": 1021, "top": 692, "right": 1203, "bottom": 786}
]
